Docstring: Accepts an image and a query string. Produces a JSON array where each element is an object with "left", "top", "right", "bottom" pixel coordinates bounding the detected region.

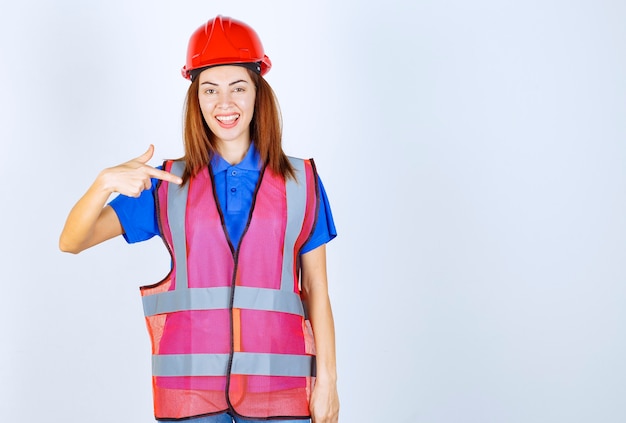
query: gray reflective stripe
[
  {"left": 142, "top": 286, "right": 230, "bottom": 316},
  {"left": 232, "top": 352, "right": 313, "bottom": 376},
  {"left": 142, "top": 286, "right": 304, "bottom": 317},
  {"left": 168, "top": 161, "right": 189, "bottom": 290},
  {"left": 234, "top": 286, "right": 304, "bottom": 315},
  {"left": 281, "top": 158, "right": 308, "bottom": 292},
  {"left": 153, "top": 353, "right": 229, "bottom": 376},
  {"left": 153, "top": 352, "right": 314, "bottom": 377}
]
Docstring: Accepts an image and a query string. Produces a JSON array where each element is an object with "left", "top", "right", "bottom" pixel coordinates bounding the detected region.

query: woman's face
[{"left": 197, "top": 65, "right": 256, "bottom": 149}]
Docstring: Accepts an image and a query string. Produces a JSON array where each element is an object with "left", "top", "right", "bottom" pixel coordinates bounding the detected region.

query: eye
[
  {"left": 233, "top": 87, "right": 245, "bottom": 93},
  {"left": 204, "top": 88, "right": 217, "bottom": 95}
]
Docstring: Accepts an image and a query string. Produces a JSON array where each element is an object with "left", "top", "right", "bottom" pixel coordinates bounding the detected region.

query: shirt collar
[{"left": 210, "top": 143, "right": 262, "bottom": 173}]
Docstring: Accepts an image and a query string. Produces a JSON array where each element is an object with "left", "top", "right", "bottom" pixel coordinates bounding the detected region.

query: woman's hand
[
  {"left": 59, "top": 145, "right": 181, "bottom": 254},
  {"left": 310, "top": 378, "right": 340, "bottom": 423},
  {"left": 98, "top": 144, "right": 182, "bottom": 197}
]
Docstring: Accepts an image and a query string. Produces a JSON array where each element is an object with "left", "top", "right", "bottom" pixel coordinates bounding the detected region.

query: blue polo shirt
[{"left": 109, "top": 145, "right": 336, "bottom": 254}]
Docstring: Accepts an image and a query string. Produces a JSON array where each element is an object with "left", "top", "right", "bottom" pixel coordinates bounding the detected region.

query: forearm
[
  {"left": 307, "top": 290, "right": 337, "bottom": 383},
  {"left": 301, "top": 245, "right": 340, "bottom": 421},
  {"left": 59, "top": 173, "right": 120, "bottom": 254},
  {"left": 301, "top": 245, "right": 338, "bottom": 382}
]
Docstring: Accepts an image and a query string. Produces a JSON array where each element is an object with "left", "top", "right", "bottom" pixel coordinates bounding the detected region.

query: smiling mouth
[{"left": 216, "top": 114, "right": 240, "bottom": 124}]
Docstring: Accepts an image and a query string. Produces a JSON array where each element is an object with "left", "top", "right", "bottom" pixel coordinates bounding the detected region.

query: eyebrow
[{"left": 200, "top": 79, "right": 249, "bottom": 86}]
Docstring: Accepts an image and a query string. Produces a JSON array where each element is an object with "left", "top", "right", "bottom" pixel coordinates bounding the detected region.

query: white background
[{"left": 2, "top": 1, "right": 626, "bottom": 422}]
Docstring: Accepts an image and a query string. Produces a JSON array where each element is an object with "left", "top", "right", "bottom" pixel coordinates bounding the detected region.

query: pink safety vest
[{"left": 140, "top": 157, "right": 319, "bottom": 420}]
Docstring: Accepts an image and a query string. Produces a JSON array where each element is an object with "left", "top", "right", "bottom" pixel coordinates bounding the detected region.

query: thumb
[{"left": 135, "top": 144, "right": 155, "bottom": 164}]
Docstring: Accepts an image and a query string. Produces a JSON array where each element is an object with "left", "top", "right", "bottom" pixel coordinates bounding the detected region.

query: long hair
[{"left": 180, "top": 68, "right": 295, "bottom": 184}]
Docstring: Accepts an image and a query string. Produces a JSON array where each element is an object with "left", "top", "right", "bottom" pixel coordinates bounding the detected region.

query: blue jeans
[{"left": 158, "top": 413, "right": 310, "bottom": 423}]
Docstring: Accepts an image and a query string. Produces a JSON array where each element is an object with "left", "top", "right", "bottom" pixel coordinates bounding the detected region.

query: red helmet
[{"left": 181, "top": 15, "right": 272, "bottom": 80}]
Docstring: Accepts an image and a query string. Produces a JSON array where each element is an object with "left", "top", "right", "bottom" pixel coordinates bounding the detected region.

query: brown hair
[{"left": 180, "top": 68, "right": 295, "bottom": 184}]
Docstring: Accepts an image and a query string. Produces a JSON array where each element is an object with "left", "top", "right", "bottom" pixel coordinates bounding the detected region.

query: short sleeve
[
  {"left": 108, "top": 178, "right": 161, "bottom": 244},
  {"left": 300, "top": 175, "right": 337, "bottom": 254}
]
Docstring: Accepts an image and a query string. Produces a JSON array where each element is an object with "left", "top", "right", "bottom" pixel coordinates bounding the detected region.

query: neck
[{"left": 217, "top": 139, "right": 251, "bottom": 165}]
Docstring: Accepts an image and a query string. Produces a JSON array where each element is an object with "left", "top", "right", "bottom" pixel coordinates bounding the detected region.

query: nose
[{"left": 216, "top": 91, "right": 233, "bottom": 109}]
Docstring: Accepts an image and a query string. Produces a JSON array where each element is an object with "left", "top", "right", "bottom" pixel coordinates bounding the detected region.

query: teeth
[{"left": 216, "top": 114, "right": 239, "bottom": 123}]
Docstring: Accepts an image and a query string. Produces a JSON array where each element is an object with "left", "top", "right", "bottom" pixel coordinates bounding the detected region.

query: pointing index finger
[{"left": 148, "top": 167, "right": 183, "bottom": 185}]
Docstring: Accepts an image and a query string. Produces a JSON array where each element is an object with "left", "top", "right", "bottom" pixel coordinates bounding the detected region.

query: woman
[{"left": 59, "top": 15, "right": 339, "bottom": 423}]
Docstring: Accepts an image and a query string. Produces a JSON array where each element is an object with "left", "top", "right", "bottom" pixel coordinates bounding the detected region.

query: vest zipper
[{"left": 211, "top": 163, "right": 268, "bottom": 413}]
